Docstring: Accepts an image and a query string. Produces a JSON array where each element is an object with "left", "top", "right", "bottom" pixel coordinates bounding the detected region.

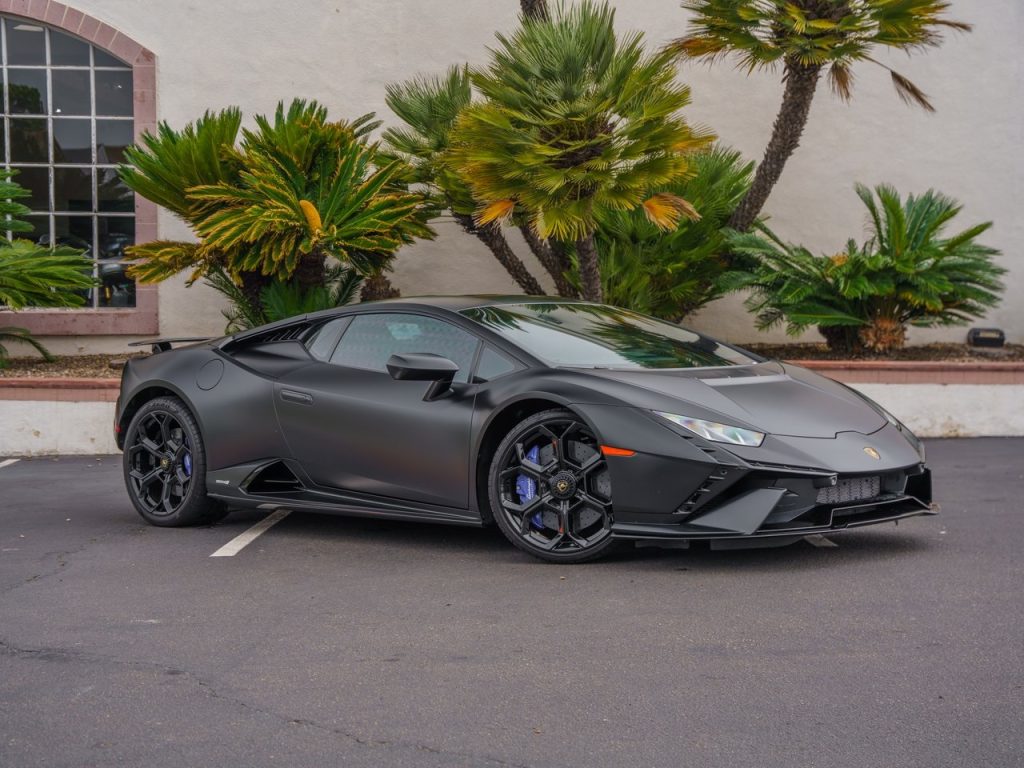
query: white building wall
[{"left": 34, "top": 0, "right": 1024, "bottom": 353}]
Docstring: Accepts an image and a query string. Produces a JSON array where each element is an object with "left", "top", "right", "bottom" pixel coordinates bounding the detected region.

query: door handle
[{"left": 280, "top": 389, "right": 313, "bottom": 405}]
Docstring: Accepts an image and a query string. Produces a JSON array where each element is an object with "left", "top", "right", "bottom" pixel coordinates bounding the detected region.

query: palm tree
[
  {"left": 383, "top": 68, "right": 550, "bottom": 295},
  {"left": 520, "top": 0, "right": 548, "bottom": 21},
  {"left": 121, "top": 100, "right": 434, "bottom": 310},
  {"left": 673, "top": 0, "right": 971, "bottom": 232},
  {"left": 448, "top": 1, "right": 711, "bottom": 302}
]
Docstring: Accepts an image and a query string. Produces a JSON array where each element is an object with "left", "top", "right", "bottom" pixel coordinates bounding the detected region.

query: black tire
[
  {"left": 122, "top": 396, "right": 228, "bottom": 526},
  {"left": 488, "top": 408, "right": 617, "bottom": 564}
]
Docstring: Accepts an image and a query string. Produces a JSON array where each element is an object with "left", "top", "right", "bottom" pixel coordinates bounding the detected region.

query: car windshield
[{"left": 460, "top": 303, "right": 758, "bottom": 370}]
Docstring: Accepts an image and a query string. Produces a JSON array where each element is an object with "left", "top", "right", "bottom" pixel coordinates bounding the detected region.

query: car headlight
[{"left": 654, "top": 411, "right": 765, "bottom": 447}]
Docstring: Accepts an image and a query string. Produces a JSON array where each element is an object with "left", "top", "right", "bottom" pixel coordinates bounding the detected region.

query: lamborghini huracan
[{"left": 116, "top": 296, "right": 935, "bottom": 563}]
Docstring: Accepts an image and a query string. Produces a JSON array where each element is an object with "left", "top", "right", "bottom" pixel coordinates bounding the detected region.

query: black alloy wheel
[
  {"left": 489, "top": 409, "right": 616, "bottom": 563},
  {"left": 123, "top": 396, "right": 227, "bottom": 526}
]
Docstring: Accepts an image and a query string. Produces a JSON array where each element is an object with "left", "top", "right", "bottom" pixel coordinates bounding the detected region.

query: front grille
[{"left": 817, "top": 475, "right": 881, "bottom": 505}]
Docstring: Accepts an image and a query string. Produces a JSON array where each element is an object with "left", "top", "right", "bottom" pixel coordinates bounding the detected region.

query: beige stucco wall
[{"left": 34, "top": 0, "right": 1023, "bottom": 354}]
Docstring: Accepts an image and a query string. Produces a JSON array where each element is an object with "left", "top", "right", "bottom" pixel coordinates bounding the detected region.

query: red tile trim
[
  {"left": 790, "top": 360, "right": 1024, "bottom": 385},
  {"left": 0, "top": 377, "right": 120, "bottom": 402},
  {"left": 1, "top": 3, "right": 159, "bottom": 337}
]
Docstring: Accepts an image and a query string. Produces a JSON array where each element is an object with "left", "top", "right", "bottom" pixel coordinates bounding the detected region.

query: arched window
[
  {"left": 2, "top": 14, "right": 134, "bottom": 306},
  {"left": 0, "top": 2, "right": 156, "bottom": 336}
]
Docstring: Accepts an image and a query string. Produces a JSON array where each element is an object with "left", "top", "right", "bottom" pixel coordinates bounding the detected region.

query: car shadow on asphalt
[{"left": 221, "top": 507, "right": 937, "bottom": 573}]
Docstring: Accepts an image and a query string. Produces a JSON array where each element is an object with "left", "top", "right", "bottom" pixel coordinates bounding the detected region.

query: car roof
[
  {"left": 219, "top": 295, "right": 589, "bottom": 347},
  {"left": 346, "top": 295, "right": 589, "bottom": 312}
]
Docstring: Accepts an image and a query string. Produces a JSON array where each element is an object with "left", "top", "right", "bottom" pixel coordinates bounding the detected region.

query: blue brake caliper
[
  {"left": 516, "top": 445, "right": 544, "bottom": 530},
  {"left": 182, "top": 438, "right": 192, "bottom": 478}
]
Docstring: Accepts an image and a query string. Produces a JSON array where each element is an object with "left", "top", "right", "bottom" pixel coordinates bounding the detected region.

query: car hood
[{"left": 575, "top": 362, "right": 886, "bottom": 439}]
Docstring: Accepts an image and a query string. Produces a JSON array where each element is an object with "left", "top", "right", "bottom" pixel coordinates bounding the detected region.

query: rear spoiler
[{"left": 128, "top": 337, "right": 212, "bottom": 354}]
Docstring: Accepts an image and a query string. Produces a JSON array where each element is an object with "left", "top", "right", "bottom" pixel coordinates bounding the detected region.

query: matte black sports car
[{"left": 116, "top": 296, "right": 935, "bottom": 563}]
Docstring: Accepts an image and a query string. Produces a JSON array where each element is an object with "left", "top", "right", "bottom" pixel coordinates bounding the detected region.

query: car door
[{"left": 274, "top": 312, "right": 481, "bottom": 509}]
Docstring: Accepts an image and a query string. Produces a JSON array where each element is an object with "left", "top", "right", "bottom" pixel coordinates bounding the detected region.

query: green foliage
[
  {"left": 595, "top": 146, "right": 753, "bottom": 320},
  {"left": 205, "top": 266, "right": 363, "bottom": 333},
  {"left": 119, "top": 100, "right": 435, "bottom": 286},
  {"left": 447, "top": 0, "right": 711, "bottom": 241},
  {"left": 676, "top": 0, "right": 970, "bottom": 109},
  {"left": 0, "top": 169, "right": 95, "bottom": 365},
  {"left": 725, "top": 184, "right": 1005, "bottom": 354},
  {"left": 383, "top": 66, "right": 475, "bottom": 215}
]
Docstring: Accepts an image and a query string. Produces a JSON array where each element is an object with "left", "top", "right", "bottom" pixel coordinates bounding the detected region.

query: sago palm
[
  {"left": 120, "top": 100, "right": 433, "bottom": 311},
  {"left": 0, "top": 170, "right": 95, "bottom": 365},
  {"left": 595, "top": 146, "right": 754, "bottom": 320},
  {"left": 673, "top": 0, "right": 971, "bottom": 232},
  {"left": 725, "top": 184, "right": 1004, "bottom": 354},
  {"left": 448, "top": 0, "right": 712, "bottom": 302}
]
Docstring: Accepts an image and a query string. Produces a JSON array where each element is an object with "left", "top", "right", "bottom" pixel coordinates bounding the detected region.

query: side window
[
  {"left": 330, "top": 313, "right": 480, "bottom": 384},
  {"left": 306, "top": 317, "right": 351, "bottom": 361},
  {"left": 474, "top": 346, "right": 519, "bottom": 383}
]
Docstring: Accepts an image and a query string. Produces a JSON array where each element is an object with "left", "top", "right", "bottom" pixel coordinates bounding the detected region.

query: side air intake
[{"left": 244, "top": 461, "right": 303, "bottom": 495}]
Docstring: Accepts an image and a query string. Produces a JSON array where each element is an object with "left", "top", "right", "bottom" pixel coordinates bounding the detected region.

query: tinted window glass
[
  {"left": 475, "top": 346, "right": 518, "bottom": 382},
  {"left": 306, "top": 317, "right": 350, "bottom": 361},
  {"left": 461, "top": 303, "right": 756, "bottom": 370},
  {"left": 331, "top": 313, "right": 479, "bottom": 383}
]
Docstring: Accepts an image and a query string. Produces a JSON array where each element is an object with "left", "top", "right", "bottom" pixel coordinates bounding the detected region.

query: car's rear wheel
[
  {"left": 122, "top": 396, "right": 228, "bottom": 526},
  {"left": 489, "top": 409, "right": 616, "bottom": 563}
]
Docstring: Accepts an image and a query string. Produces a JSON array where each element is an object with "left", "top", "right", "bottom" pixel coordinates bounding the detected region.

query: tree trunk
[
  {"left": 360, "top": 273, "right": 401, "bottom": 302},
  {"left": 728, "top": 60, "right": 822, "bottom": 232},
  {"left": 453, "top": 213, "right": 544, "bottom": 295},
  {"left": 238, "top": 270, "right": 271, "bottom": 314},
  {"left": 292, "top": 248, "right": 327, "bottom": 294},
  {"left": 520, "top": 0, "right": 548, "bottom": 20},
  {"left": 575, "top": 231, "right": 603, "bottom": 303},
  {"left": 818, "top": 325, "right": 863, "bottom": 356},
  {"left": 519, "top": 225, "right": 577, "bottom": 297}
]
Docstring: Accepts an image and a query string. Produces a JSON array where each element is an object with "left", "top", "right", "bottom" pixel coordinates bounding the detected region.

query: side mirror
[{"left": 386, "top": 353, "right": 459, "bottom": 400}]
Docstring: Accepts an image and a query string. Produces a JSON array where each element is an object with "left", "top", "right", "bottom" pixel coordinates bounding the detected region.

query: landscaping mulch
[
  {"left": 0, "top": 354, "right": 148, "bottom": 379},
  {"left": 2, "top": 342, "right": 1021, "bottom": 380},
  {"left": 744, "top": 342, "right": 1024, "bottom": 362}
]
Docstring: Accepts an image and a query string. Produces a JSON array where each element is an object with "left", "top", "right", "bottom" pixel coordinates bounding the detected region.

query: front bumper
[
  {"left": 573, "top": 404, "right": 936, "bottom": 544},
  {"left": 612, "top": 469, "right": 935, "bottom": 542}
]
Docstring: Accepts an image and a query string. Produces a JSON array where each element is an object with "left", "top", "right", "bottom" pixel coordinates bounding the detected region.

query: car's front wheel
[
  {"left": 122, "top": 396, "right": 227, "bottom": 526},
  {"left": 489, "top": 409, "right": 616, "bottom": 564}
]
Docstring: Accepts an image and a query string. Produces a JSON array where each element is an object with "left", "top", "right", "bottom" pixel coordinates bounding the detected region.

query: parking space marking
[
  {"left": 804, "top": 534, "right": 839, "bottom": 548},
  {"left": 210, "top": 510, "right": 291, "bottom": 557},
  {"left": 0, "top": 459, "right": 20, "bottom": 470}
]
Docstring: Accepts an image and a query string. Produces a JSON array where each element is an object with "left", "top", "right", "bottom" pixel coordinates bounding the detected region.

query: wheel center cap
[
  {"left": 549, "top": 471, "right": 577, "bottom": 500},
  {"left": 160, "top": 457, "right": 171, "bottom": 470}
]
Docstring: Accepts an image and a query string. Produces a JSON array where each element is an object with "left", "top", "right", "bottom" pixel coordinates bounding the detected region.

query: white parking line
[
  {"left": 804, "top": 534, "right": 839, "bottom": 548},
  {"left": 0, "top": 459, "right": 20, "bottom": 470},
  {"left": 210, "top": 510, "right": 291, "bottom": 557}
]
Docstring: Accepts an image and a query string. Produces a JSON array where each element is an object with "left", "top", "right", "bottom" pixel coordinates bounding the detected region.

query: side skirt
[{"left": 207, "top": 459, "right": 483, "bottom": 528}]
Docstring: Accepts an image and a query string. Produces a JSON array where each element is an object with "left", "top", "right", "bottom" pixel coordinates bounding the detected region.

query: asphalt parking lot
[{"left": 1, "top": 439, "right": 1022, "bottom": 768}]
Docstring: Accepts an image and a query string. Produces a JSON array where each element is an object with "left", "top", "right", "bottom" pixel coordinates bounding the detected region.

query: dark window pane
[
  {"left": 51, "top": 69, "right": 91, "bottom": 115},
  {"left": 5, "top": 21, "right": 45, "bottom": 65},
  {"left": 49, "top": 29, "right": 90, "bottom": 66},
  {"left": 52, "top": 118, "right": 92, "bottom": 163},
  {"left": 93, "top": 49, "right": 129, "bottom": 68},
  {"left": 53, "top": 214, "right": 93, "bottom": 252},
  {"left": 97, "top": 215, "right": 135, "bottom": 306},
  {"left": 331, "top": 313, "right": 478, "bottom": 383},
  {"left": 96, "top": 119, "right": 133, "bottom": 164},
  {"left": 95, "top": 70, "right": 132, "bottom": 116},
  {"left": 9, "top": 166, "right": 48, "bottom": 210},
  {"left": 21, "top": 214, "right": 49, "bottom": 245},
  {"left": 9, "top": 117, "right": 48, "bottom": 162},
  {"left": 97, "top": 167, "right": 132, "bottom": 211},
  {"left": 7, "top": 68, "right": 47, "bottom": 114},
  {"left": 475, "top": 346, "right": 518, "bottom": 382},
  {"left": 53, "top": 166, "right": 93, "bottom": 212}
]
